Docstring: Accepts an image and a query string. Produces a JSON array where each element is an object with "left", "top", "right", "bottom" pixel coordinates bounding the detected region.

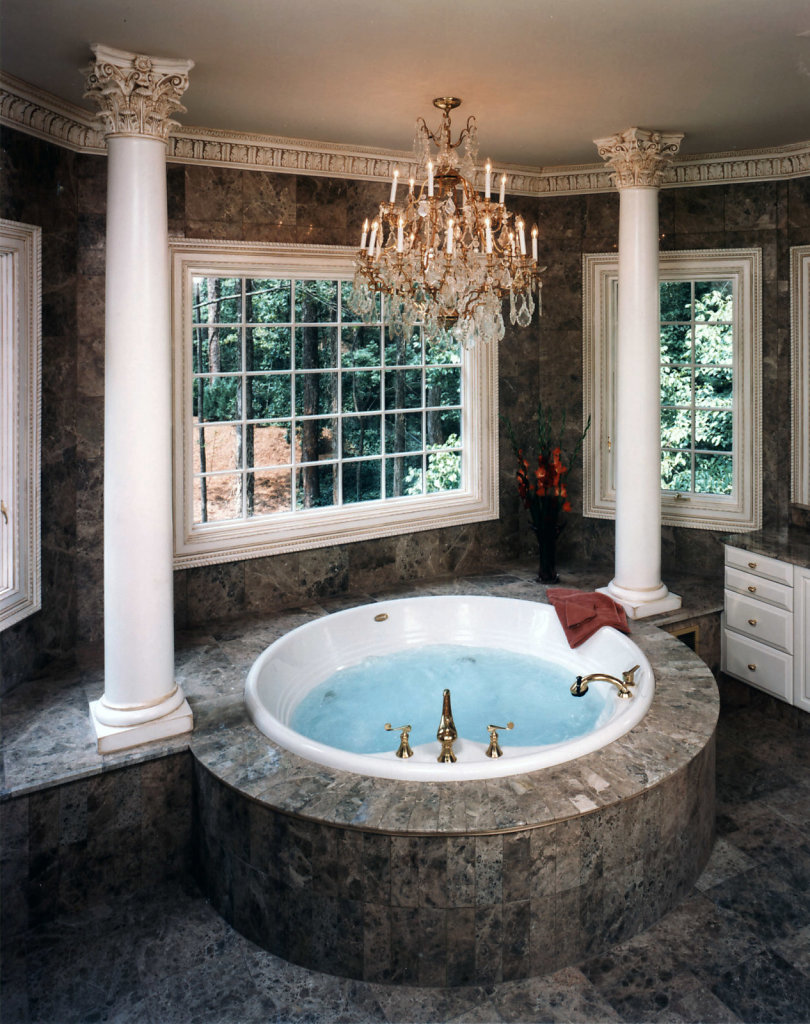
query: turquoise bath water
[{"left": 290, "top": 644, "right": 606, "bottom": 754}]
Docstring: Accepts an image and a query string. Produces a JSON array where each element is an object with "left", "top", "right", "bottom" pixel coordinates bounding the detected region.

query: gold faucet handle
[
  {"left": 622, "top": 665, "right": 640, "bottom": 686},
  {"left": 487, "top": 722, "right": 514, "bottom": 734},
  {"left": 485, "top": 722, "right": 514, "bottom": 759},
  {"left": 384, "top": 723, "right": 414, "bottom": 759}
]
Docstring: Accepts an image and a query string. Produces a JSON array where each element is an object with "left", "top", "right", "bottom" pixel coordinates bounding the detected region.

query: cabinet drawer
[
  {"left": 722, "top": 629, "right": 793, "bottom": 702},
  {"left": 724, "top": 590, "right": 793, "bottom": 653},
  {"left": 725, "top": 545, "right": 794, "bottom": 585},
  {"left": 724, "top": 566, "right": 793, "bottom": 611}
]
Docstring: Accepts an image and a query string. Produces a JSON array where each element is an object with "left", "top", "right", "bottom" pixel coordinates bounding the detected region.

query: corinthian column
[
  {"left": 84, "top": 45, "right": 194, "bottom": 751},
  {"left": 593, "top": 128, "right": 683, "bottom": 619}
]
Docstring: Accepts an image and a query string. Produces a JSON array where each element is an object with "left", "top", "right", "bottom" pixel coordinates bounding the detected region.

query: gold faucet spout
[
  {"left": 436, "top": 688, "right": 458, "bottom": 763},
  {"left": 570, "top": 671, "right": 633, "bottom": 699}
]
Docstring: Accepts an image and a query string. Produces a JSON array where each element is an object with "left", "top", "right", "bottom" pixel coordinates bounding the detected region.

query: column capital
[
  {"left": 593, "top": 127, "right": 684, "bottom": 188},
  {"left": 83, "top": 44, "right": 193, "bottom": 142}
]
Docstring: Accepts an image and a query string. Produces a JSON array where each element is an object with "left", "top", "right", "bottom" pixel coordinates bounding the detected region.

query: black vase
[{"left": 531, "top": 501, "right": 563, "bottom": 583}]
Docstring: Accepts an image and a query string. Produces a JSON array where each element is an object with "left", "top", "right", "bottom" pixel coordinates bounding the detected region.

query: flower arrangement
[{"left": 503, "top": 403, "right": 590, "bottom": 582}]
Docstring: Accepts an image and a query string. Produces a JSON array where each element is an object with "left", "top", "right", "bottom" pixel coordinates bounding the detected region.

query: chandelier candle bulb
[
  {"left": 409, "top": 177, "right": 415, "bottom": 195},
  {"left": 360, "top": 218, "right": 369, "bottom": 250},
  {"left": 518, "top": 220, "right": 526, "bottom": 256},
  {"left": 500, "top": 173, "right": 506, "bottom": 205},
  {"left": 486, "top": 217, "right": 493, "bottom": 254},
  {"left": 428, "top": 160, "right": 434, "bottom": 196},
  {"left": 532, "top": 225, "right": 538, "bottom": 262},
  {"left": 397, "top": 216, "right": 404, "bottom": 253},
  {"left": 485, "top": 160, "right": 492, "bottom": 200},
  {"left": 389, "top": 168, "right": 399, "bottom": 203},
  {"left": 368, "top": 220, "right": 378, "bottom": 255}
]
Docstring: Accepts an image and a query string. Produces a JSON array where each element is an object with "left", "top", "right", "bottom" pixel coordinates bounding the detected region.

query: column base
[
  {"left": 89, "top": 697, "right": 193, "bottom": 754},
  {"left": 598, "top": 582, "right": 682, "bottom": 620}
]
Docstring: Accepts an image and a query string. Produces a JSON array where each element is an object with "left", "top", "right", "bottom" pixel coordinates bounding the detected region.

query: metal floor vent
[{"left": 669, "top": 624, "right": 699, "bottom": 654}]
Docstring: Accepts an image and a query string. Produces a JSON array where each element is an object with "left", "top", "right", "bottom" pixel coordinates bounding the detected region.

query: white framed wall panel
[
  {"left": 0, "top": 219, "right": 41, "bottom": 630},
  {"left": 790, "top": 246, "right": 810, "bottom": 507}
]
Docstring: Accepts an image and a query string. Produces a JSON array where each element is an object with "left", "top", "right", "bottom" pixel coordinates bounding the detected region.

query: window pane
[
  {"left": 247, "top": 327, "right": 290, "bottom": 371},
  {"left": 295, "top": 464, "right": 336, "bottom": 509},
  {"left": 694, "top": 280, "right": 733, "bottom": 320},
  {"left": 425, "top": 334, "right": 462, "bottom": 366},
  {"left": 661, "top": 450, "right": 691, "bottom": 491},
  {"left": 695, "top": 453, "right": 733, "bottom": 494},
  {"left": 193, "top": 277, "right": 241, "bottom": 323},
  {"left": 659, "top": 281, "right": 691, "bottom": 322},
  {"left": 426, "top": 445, "right": 462, "bottom": 493},
  {"left": 251, "top": 422, "right": 293, "bottom": 468},
  {"left": 194, "top": 376, "right": 241, "bottom": 422},
  {"left": 194, "top": 425, "right": 241, "bottom": 473},
  {"left": 385, "top": 327, "right": 422, "bottom": 366},
  {"left": 192, "top": 327, "right": 241, "bottom": 373},
  {"left": 385, "top": 368, "right": 423, "bottom": 410},
  {"left": 426, "top": 366, "right": 461, "bottom": 407},
  {"left": 342, "top": 459, "right": 382, "bottom": 504},
  {"left": 342, "top": 326, "right": 382, "bottom": 368},
  {"left": 342, "top": 370, "right": 381, "bottom": 412},
  {"left": 193, "top": 473, "right": 241, "bottom": 523},
  {"left": 295, "top": 372, "right": 338, "bottom": 415},
  {"left": 696, "top": 410, "right": 733, "bottom": 452},
  {"left": 695, "top": 323, "right": 732, "bottom": 365},
  {"left": 295, "top": 279, "right": 338, "bottom": 322},
  {"left": 386, "top": 455, "right": 423, "bottom": 497},
  {"left": 661, "top": 407, "right": 692, "bottom": 450},
  {"left": 249, "top": 468, "right": 293, "bottom": 515},
  {"left": 247, "top": 374, "right": 291, "bottom": 420},
  {"left": 246, "top": 279, "right": 291, "bottom": 323},
  {"left": 660, "top": 365, "right": 692, "bottom": 406},
  {"left": 295, "top": 418, "right": 337, "bottom": 464},
  {"left": 660, "top": 323, "right": 691, "bottom": 364},
  {"left": 342, "top": 415, "right": 381, "bottom": 457},
  {"left": 385, "top": 411, "right": 423, "bottom": 454},
  {"left": 695, "top": 367, "right": 733, "bottom": 407},
  {"left": 295, "top": 326, "right": 338, "bottom": 369}
]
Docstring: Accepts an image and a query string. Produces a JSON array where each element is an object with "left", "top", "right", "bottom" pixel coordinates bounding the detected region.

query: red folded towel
[{"left": 547, "top": 588, "right": 630, "bottom": 648}]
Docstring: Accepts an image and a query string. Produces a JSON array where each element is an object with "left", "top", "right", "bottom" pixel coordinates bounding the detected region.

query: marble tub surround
[{"left": 726, "top": 527, "right": 810, "bottom": 569}]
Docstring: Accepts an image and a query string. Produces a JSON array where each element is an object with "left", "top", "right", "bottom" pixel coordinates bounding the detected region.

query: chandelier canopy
[{"left": 351, "top": 97, "right": 545, "bottom": 348}]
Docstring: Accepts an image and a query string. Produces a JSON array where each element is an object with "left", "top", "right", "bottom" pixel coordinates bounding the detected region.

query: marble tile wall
[
  {"left": 1, "top": 123, "right": 806, "bottom": 686},
  {"left": 0, "top": 753, "right": 192, "bottom": 941}
]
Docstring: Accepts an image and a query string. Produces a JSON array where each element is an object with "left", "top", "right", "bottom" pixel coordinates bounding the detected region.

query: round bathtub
[{"left": 245, "top": 595, "right": 654, "bottom": 780}]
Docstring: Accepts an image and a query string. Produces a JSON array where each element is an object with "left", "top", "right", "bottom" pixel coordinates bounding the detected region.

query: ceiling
[{"left": 2, "top": 0, "right": 809, "bottom": 168}]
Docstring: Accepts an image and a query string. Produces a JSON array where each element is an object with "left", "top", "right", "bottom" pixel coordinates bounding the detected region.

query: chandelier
[{"left": 351, "top": 97, "right": 545, "bottom": 348}]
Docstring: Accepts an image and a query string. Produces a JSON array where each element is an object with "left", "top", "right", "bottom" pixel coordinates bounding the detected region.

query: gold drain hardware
[{"left": 374, "top": 612, "right": 389, "bottom": 622}]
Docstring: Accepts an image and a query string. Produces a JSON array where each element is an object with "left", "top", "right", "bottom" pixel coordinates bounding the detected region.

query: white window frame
[
  {"left": 170, "top": 239, "right": 499, "bottom": 568},
  {"left": 0, "top": 219, "right": 41, "bottom": 630},
  {"left": 583, "top": 248, "right": 762, "bottom": 532},
  {"left": 791, "top": 245, "right": 810, "bottom": 507}
]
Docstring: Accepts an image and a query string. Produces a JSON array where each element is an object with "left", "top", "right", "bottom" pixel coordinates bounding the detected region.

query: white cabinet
[{"left": 722, "top": 545, "right": 810, "bottom": 708}]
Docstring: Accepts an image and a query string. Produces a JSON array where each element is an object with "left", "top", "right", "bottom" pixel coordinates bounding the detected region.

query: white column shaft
[
  {"left": 614, "top": 187, "right": 664, "bottom": 593},
  {"left": 99, "top": 135, "right": 180, "bottom": 724}
]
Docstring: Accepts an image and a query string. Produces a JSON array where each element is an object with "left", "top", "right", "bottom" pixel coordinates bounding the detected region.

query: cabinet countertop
[{"left": 726, "top": 529, "right": 810, "bottom": 570}]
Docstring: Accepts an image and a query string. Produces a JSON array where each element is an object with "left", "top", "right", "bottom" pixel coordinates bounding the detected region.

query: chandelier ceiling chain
[{"left": 351, "top": 97, "right": 545, "bottom": 348}]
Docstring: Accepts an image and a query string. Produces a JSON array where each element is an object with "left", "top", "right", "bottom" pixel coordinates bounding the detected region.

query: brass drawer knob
[
  {"left": 748, "top": 561, "right": 757, "bottom": 569},
  {"left": 748, "top": 585, "right": 757, "bottom": 593},
  {"left": 748, "top": 618, "right": 757, "bottom": 626},
  {"left": 747, "top": 663, "right": 757, "bottom": 672}
]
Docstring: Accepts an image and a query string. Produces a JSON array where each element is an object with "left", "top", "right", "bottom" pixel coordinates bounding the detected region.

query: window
[
  {"left": 583, "top": 249, "right": 761, "bottom": 531},
  {"left": 0, "top": 219, "right": 41, "bottom": 630},
  {"left": 791, "top": 245, "right": 810, "bottom": 507},
  {"left": 171, "top": 241, "right": 499, "bottom": 567}
]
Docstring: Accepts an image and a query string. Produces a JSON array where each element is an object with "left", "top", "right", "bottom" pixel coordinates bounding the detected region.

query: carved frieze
[
  {"left": 594, "top": 127, "right": 684, "bottom": 188},
  {"left": 2, "top": 72, "right": 808, "bottom": 192},
  {"left": 83, "top": 44, "right": 193, "bottom": 141}
]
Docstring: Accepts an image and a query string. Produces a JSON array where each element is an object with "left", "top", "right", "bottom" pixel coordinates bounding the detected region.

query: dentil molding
[{"left": 2, "top": 70, "right": 809, "bottom": 194}]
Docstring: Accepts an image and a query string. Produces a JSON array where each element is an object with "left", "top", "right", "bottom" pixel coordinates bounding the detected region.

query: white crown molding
[{"left": 1, "top": 71, "right": 809, "bottom": 194}]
